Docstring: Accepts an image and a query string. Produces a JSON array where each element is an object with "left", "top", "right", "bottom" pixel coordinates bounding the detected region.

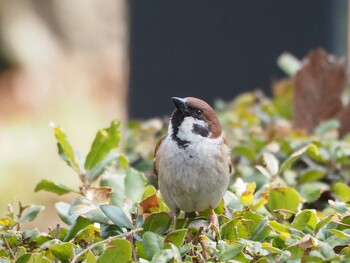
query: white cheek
[{"left": 177, "top": 117, "right": 210, "bottom": 142}]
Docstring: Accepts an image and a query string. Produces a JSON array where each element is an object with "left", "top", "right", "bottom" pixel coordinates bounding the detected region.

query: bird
[{"left": 153, "top": 97, "right": 232, "bottom": 230}]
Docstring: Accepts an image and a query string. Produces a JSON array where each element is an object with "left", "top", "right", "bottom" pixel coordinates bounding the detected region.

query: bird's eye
[{"left": 195, "top": 109, "right": 203, "bottom": 115}]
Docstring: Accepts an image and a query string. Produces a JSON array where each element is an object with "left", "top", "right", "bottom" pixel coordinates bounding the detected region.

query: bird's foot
[
  {"left": 206, "top": 208, "right": 220, "bottom": 240},
  {"left": 172, "top": 209, "right": 180, "bottom": 230}
]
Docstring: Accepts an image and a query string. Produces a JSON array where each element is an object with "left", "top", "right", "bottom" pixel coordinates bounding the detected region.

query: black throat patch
[
  {"left": 170, "top": 110, "right": 190, "bottom": 149},
  {"left": 192, "top": 123, "right": 210, "bottom": 137}
]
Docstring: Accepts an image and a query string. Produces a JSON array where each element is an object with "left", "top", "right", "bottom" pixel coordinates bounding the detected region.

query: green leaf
[
  {"left": 329, "top": 229, "right": 350, "bottom": 239},
  {"left": 100, "top": 205, "right": 133, "bottom": 229},
  {"left": 333, "top": 182, "right": 350, "bottom": 202},
  {"left": 280, "top": 145, "right": 312, "bottom": 173},
  {"left": 251, "top": 218, "right": 272, "bottom": 242},
  {"left": 55, "top": 202, "right": 77, "bottom": 226},
  {"left": 87, "top": 152, "right": 124, "bottom": 182},
  {"left": 141, "top": 212, "right": 171, "bottom": 234},
  {"left": 164, "top": 229, "right": 188, "bottom": 248},
  {"left": 291, "top": 210, "right": 317, "bottom": 231},
  {"left": 50, "top": 242, "right": 75, "bottom": 261},
  {"left": 52, "top": 124, "right": 81, "bottom": 173},
  {"left": 142, "top": 185, "right": 157, "bottom": 199},
  {"left": 299, "top": 169, "right": 326, "bottom": 183},
  {"left": 316, "top": 214, "right": 335, "bottom": 230},
  {"left": 16, "top": 253, "right": 51, "bottom": 263},
  {"left": 142, "top": 231, "right": 165, "bottom": 259},
  {"left": 16, "top": 254, "right": 31, "bottom": 263},
  {"left": 64, "top": 216, "right": 93, "bottom": 242},
  {"left": 35, "top": 179, "right": 74, "bottom": 195},
  {"left": 306, "top": 144, "right": 326, "bottom": 163},
  {"left": 85, "top": 120, "right": 121, "bottom": 172},
  {"left": 217, "top": 241, "right": 244, "bottom": 261},
  {"left": 97, "top": 239, "right": 132, "bottom": 263},
  {"left": 233, "top": 145, "right": 256, "bottom": 160},
  {"left": 265, "top": 187, "right": 301, "bottom": 216},
  {"left": 125, "top": 168, "right": 146, "bottom": 201},
  {"left": 19, "top": 205, "right": 45, "bottom": 223},
  {"left": 85, "top": 250, "right": 96, "bottom": 263}
]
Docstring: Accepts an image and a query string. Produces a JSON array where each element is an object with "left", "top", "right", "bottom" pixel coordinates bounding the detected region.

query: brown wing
[
  {"left": 153, "top": 136, "right": 165, "bottom": 178},
  {"left": 223, "top": 138, "right": 233, "bottom": 174}
]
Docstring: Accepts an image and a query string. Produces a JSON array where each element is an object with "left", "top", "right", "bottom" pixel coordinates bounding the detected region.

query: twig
[
  {"left": 1, "top": 233, "right": 15, "bottom": 259},
  {"left": 55, "top": 224, "right": 61, "bottom": 239},
  {"left": 16, "top": 202, "right": 28, "bottom": 231},
  {"left": 71, "top": 228, "right": 143, "bottom": 263},
  {"left": 192, "top": 226, "right": 204, "bottom": 244},
  {"left": 126, "top": 232, "right": 137, "bottom": 262},
  {"left": 199, "top": 238, "right": 208, "bottom": 260}
]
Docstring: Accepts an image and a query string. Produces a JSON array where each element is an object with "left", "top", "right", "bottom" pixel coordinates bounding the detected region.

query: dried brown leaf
[
  {"left": 293, "top": 48, "right": 346, "bottom": 133},
  {"left": 86, "top": 187, "right": 112, "bottom": 204}
]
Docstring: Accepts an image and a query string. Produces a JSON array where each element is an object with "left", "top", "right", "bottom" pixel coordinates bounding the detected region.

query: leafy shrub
[{"left": 2, "top": 88, "right": 350, "bottom": 262}]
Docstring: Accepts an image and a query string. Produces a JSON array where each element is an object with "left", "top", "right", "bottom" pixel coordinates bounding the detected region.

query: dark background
[{"left": 128, "top": 1, "right": 348, "bottom": 118}]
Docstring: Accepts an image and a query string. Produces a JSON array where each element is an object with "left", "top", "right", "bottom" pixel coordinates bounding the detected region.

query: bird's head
[{"left": 170, "top": 97, "right": 221, "bottom": 147}]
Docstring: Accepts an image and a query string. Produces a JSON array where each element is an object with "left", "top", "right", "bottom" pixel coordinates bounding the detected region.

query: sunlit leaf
[
  {"left": 50, "top": 243, "right": 75, "bottom": 261},
  {"left": 85, "top": 120, "right": 121, "bottom": 172},
  {"left": 333, "top": 182, "right": 350, "bottom": 202},
  {"left": 240, "top": 183, "right": 256, "bottom": 206},
  {"left": 164, "top": 229, "right": 188, "bottom": 248},
  {"left": 52, "top": 124, "right": 81, "bottom": 173},
  {"left": 35, "top": 179, "right": 75, "bottom": 195},
  {"left": 97, "top": 239, "right": 132, "bottom": 263},
  {"left": 64, "top": 216, "right": 93, "bottom": 242},
  {"left": 265, "top": 187, "right": 301, "bottom": 217},
  {"left": 291, "top": 210, "right": 317, "bottom": 231}
]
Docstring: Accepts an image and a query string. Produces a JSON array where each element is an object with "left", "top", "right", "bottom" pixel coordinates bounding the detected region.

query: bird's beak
[{"left": 172, "top": 97, "right": 188, "bottom": 113}]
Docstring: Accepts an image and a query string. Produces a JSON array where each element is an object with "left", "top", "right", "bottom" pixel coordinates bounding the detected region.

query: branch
[
  {"left": 71, "top": 228, "right": 143, "bottom": 263},
  {"left": 1, "top": 234, "right": 15, "bottom": 259}
]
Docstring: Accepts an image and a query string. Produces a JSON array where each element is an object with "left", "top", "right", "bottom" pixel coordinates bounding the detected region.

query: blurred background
[{"left": 0, "top": 1, "right": 348, "bottom": 228}]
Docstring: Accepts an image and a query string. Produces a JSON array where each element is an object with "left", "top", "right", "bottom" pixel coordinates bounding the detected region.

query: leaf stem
[{"left": 70, "top": 228, "right": 143, "bottom": 263}]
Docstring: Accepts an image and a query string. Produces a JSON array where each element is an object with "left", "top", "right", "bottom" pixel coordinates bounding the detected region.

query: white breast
[{"left": 156, "top": 123, "right": 230, "bottom": 212}]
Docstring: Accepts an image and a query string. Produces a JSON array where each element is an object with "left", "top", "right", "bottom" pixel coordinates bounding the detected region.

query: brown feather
[{"left": 153, "top": 136, "right": 165, "bottom": 178}]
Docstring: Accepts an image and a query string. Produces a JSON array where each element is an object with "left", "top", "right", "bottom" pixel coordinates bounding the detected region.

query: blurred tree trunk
[{"left": 0, "top": 0, "right": 129, "bottom": 122}]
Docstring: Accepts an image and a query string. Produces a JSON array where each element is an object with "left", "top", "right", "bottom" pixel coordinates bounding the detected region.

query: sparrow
[{"left": 153, "top": 97, "right": 232, "bottom": 229}]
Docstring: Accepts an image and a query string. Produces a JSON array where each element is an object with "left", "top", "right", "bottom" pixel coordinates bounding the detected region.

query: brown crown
[{"left": 186, "top": 97, "right": 222, "bottom": 138}]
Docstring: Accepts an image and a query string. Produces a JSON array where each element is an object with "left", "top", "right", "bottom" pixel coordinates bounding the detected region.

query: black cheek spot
[{"left": 192, "top": 124, "right": 210, "bottom": 137}]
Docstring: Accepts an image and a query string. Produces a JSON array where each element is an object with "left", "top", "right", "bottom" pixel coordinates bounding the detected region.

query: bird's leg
[
  {"left": 207, "top": 207, "right": 220, "bottom": 240},
  {"left": 172, "top": 209, "right": 180, "bottom": 230}
]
